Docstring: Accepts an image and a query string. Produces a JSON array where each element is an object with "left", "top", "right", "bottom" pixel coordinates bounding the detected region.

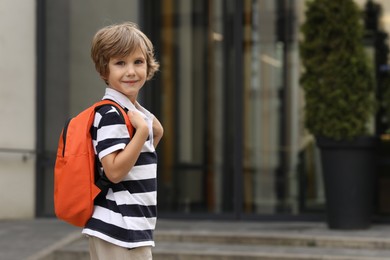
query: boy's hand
[
  {"left": 152, "top": 116, "right": 164, "bottom": 148},
  {"left": 102, "top": 111, "right": 149, "bottom": 184},
  {"left": 128, "top": 111, "right": 148, "bottom": 133}
]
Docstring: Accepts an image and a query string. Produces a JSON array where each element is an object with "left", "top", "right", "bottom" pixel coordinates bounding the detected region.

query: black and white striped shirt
[{"left": 82, "top": 88, "right": 157, "bottom": 249}]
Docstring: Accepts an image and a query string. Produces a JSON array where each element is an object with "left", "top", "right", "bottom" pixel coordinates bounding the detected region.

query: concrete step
[
  {"left": 153, "top": 242, "right": 390, "bottom": 260},
  {"left": 42, "top": 227, "right": 390, "bottom": 260},
  {"left": 47, "top": 236, "right": 390, "bottom": 260},
  {"left": 154, "top": 229, "right": 390, "bottom": 250}
]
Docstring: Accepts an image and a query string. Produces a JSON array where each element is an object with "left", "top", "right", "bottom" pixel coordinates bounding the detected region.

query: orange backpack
[{"left": 54, "top": 99, "right": 133, "bottom": 227}]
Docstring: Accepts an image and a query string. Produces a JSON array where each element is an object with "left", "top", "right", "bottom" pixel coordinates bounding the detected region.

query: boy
[{"left": 82, "top": 22, "right": 163, "bottom": 259}]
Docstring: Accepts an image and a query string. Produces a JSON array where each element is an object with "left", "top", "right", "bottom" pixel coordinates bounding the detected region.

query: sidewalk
[
  {"left": 3, "top": 218, "right": 390, "bottom": 260},
  {"left": 0, "top": 218, "right": 79, "bottom": 260}
]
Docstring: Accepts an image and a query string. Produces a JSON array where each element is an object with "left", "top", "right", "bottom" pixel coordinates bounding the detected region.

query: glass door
[{"left": 144, "top": 0, "right": 242, "bottom": 215}]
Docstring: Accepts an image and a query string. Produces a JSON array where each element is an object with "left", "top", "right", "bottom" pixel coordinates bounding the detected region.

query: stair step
[
  {"left": 155, "top": 230, "right": 390, "bottom": 250},
  {"left": 42, "top": 221, "right": 390, "bottom": 260},
  {"left": 154, "top": 242, "right": 390, "bottom": 260},
  {"left": 51, "top": 237, "right": 390, "bottom": 260}
]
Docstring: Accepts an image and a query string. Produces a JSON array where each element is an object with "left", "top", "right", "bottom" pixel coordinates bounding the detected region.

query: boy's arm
[
  {"left": 101, "top": 111, "right": 149, "bottom": 184},
  {"left": 152, "top": 116, "right": 164, "bottom": 148}
]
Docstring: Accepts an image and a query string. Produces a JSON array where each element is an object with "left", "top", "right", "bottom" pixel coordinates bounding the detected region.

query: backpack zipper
[{"left": 62, "top": 118, "right": 72, "bottom": 157}]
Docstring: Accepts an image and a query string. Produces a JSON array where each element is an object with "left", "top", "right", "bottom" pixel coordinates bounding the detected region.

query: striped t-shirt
[{"left": 82, "top": 88, "right": 157, "bottom": 249}]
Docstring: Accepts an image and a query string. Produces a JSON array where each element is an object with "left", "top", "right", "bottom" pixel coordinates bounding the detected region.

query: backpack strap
[
  {"left": 93, "top": 99, "right": 135, "bottom": 192},
  {"left": 94, "top": 99, "right": 134, "bottom": 138}
]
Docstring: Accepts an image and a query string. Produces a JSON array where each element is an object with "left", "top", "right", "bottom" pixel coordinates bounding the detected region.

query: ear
[{"left": 100, "top": 75, "right": 109, "bottom": 85}]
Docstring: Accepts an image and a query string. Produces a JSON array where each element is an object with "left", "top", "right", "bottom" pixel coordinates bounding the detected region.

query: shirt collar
[
  {"left": 103, "top": 88, "right": 136, "bottom": 111},
  {"left": 102, "top": 88, "right": 153, "bottom": 119}
]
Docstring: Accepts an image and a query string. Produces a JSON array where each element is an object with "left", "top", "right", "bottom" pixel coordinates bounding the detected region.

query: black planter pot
[{"left": 316, "top": 136, "right": 377, "bottom": 230}]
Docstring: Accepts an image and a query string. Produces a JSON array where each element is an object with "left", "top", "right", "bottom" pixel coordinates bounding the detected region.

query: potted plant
[{"left": 300, "top": 0, "right": 377, "bottom": 229}]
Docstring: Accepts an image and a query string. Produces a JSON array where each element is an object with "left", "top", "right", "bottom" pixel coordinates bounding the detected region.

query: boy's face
[{"left": 106, "top": 48, "right": 147, "bottom": 103}]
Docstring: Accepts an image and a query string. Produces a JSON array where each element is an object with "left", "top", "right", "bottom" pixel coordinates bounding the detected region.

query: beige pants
[{"left": 88, "top": 236, "right": 152, "bottom": 260}]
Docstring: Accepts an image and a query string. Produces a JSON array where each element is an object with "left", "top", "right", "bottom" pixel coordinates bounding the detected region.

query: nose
[{"left": 126, "top": 64, "right": 135, "bottom": 76}]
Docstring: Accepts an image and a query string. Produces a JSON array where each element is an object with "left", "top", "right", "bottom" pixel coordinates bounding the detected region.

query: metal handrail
[
  {"left": 0, "top": 148, "right": 36, "bottom": 154},
  {"left": 0, "top": 148, "right": 36, "bottom": 162}
]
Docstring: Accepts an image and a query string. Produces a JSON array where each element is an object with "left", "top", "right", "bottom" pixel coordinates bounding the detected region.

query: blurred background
[{"left": 1, "top": 0, "right": 390, "bottom": 223}]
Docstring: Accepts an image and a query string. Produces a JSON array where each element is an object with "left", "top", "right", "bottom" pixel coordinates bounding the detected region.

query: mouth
[{"left": 122, "top": 80, "right": 138, "bottom": 84}]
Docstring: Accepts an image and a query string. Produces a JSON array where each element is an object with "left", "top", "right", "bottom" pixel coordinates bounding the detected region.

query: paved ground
[
  {"left": 0, "top": 218, "right": 79, "bottom": 260},
  {"left": 2, "top": 218, "right": 390, "bottom": 260}
]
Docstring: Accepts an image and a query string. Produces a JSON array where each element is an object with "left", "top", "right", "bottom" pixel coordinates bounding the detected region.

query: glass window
[{"left": 241, "top": 0, "right": 326, "bottom": 215}]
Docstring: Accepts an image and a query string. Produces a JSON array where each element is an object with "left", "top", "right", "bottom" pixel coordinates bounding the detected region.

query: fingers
[{"left": 127, "top": 110, "right": 147, "bottom": 130}]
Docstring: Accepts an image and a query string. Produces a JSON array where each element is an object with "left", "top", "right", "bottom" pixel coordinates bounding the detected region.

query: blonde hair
[{"left": 91, "top": 22, "right": 159, "bottom": 82}]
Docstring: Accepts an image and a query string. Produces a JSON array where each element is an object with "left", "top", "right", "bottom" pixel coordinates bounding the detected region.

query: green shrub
[{"left": 300, "top": 0, "right": 375, "bottom": 140}]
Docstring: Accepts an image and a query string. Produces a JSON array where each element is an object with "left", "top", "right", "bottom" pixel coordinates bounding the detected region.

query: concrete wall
[
  {"left": 0, "top": 0, "right": 140, "bottom": 219},
  {"left": 0, "top": 0, "right": 36, "bottom": 218}
]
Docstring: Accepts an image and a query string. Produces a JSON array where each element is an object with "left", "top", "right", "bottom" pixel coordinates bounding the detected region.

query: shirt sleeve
[{"left": 95, "top": 105, "right": 130, "bottom": 160}]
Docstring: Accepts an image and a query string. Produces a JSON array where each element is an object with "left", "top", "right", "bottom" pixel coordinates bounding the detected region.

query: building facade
[
  {"left": 0, "top": 0, "right": 36, "bottom": 219},
  {"left": 1, "top": 0, "right": 390, "bottom": 221}
]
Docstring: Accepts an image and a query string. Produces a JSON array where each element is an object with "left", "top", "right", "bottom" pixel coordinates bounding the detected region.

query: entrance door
[
  {"left": 143, "top": 0, "right": 243, "bottom": 216},
  {"left": 143, "top": 0, "right": 325, "bottom": 218}
]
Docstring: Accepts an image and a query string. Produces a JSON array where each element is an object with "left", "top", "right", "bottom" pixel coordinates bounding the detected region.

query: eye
[
  {"left": 115, "top": 61, "right": 126, "bottom": 66},
  {"left": 135, "top": 59, "right": 145, "bottom": 65}
]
